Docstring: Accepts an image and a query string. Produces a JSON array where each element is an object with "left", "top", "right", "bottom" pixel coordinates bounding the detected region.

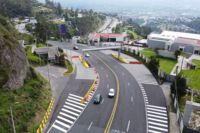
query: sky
[{"left": 38, "top": 0, "right": 200, "bottom": 12}]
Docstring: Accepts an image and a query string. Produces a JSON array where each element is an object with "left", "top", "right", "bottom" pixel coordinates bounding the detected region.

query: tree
[
  {"left": 147, "top": 56, "right": 160, "bottom": 77},
  {"left": 56, "top": 2, "right": 62, "bottom": 16},
  {"left": 35, "top": 17, "right": 49, "bottom": 43},
  {"left": 175, "top": 50, "right": 181, "bottom": 60},
  {"left": 55, "top": 54, "right": 65, "bottom": 66},
  {"left": 171, "top": 75, "right": 187, "bottom": 100},
  {"left": 0, "top": 0, "right": 32, "bottom": 17}
]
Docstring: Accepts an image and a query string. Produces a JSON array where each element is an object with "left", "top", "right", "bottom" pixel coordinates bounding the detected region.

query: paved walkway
[
  {"left": 64, "top": 49, "right": 96, "bottom": 80},
  {"left": 36, "top": 65, "right": 69, "bottom": 98}
]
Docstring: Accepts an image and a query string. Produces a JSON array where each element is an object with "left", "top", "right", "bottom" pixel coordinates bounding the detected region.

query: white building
[{"left": 147, "top": 31, "right": 200, "bottom": 55}]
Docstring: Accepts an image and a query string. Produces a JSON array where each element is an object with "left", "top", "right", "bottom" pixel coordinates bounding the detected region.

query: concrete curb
[
  {"left": 81, "top": 71, "right": 99, "bottom": 103},
  {"left": 79, "top": 56, "right": 90, "bottom": 68},
  {"left": 111, "top": 53, "right": 129, "bottom": 64},
  {"left": 36, "top": 98, "right": 55, "bottom": 133}
]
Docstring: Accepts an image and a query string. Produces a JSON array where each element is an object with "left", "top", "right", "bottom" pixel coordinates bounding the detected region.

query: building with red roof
[{"left": 88, "top": 32, "right": 128, "bottom": 46}]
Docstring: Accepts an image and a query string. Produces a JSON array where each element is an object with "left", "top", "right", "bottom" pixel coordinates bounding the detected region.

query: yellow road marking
[{"left": 92, "top": 52, "right": 120, "bottom": 133}]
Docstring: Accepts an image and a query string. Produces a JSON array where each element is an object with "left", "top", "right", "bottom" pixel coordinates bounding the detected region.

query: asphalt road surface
[{"left": 69, "top": 51, "right": 146, "bottom": 133}]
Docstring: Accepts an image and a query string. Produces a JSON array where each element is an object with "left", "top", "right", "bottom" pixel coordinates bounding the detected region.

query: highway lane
[
  {"left": 94, "top": 51, "right": 146, "bottom": 133},
  {"left": 47, "top": 71, "right": 94, "bottom": 132},
  {"left": 69, "top": 50, "right": 117, "bottom": 133}
]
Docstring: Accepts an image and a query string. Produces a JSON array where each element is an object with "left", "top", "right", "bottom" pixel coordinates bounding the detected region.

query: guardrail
[{"left": 36, "top": 98, "right": 54, "bottom": 133}]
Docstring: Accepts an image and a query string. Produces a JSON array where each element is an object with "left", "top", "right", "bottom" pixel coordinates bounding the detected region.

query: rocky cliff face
[{"left": 0, "top": 20, "right": 28, "bottom": 90}]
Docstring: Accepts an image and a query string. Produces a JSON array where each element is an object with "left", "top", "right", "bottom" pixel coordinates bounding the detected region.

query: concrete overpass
[{"left": 82, "top": 46, "right": 122, "bottom": 58}]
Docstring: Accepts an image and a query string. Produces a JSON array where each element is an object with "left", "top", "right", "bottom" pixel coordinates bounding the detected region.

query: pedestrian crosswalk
[
  {"left": 139, "top": 84, "right": 169, "bottom": 133},
  {"left": 147, "top": 105, "right": 168, "bottom": 133},
  {"left": 48, "top": 93, "right": 87, "bottom": 133}
]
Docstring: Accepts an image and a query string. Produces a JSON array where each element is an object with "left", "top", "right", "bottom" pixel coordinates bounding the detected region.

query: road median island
[
  {"left": 64, "top": 59, "right": 75, "bottom": 76},
  {"left": 79, "top": 56, "right": 90, "bottom": 68},
  {"left": 111, "top": 53, "right": 129, "bottom": 64}
]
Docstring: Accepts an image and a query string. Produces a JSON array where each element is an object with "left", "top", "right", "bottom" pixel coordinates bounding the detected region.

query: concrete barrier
[{"left": 37, "top": 98, "right": 54, "bottom": 133}]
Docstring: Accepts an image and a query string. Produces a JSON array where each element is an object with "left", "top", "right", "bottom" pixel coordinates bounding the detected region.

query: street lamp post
[{"left": 10, "top": 106, "right": 16, "bottom": 133}]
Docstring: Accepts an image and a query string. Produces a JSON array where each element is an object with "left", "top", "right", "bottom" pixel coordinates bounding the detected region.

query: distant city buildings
[{"left": 147, "top": 31, "right": 200, "bottom": 55}]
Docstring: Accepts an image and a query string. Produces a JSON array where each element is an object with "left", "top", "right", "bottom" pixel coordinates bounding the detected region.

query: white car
[
  {"left": 85, "top": 53, "right": 90, "bottom": 57},
  {"left": 108, "top": 88, "right": 115, "bottom": 98}
]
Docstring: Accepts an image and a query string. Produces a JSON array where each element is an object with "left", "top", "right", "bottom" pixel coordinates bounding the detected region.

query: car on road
[
  {"left": 73, "top": 46, "right": 79, "bottom": 50},
  {"left": 93, "top": 94, "right": 103, "bottom": 104},
  {"left": 108, "top": 88, "right": 115, "bottom": 98},
  {"left": 85, "top": 53, "right": 90, "bottom": 57}
]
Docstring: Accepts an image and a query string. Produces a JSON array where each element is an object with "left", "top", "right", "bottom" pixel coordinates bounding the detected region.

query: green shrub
[{"left": 0, "top": 68, "right": 51, "bottom": 133}]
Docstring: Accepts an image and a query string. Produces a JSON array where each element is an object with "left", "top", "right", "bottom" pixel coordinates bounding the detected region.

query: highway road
[
  {"left": 45, "top": 41, "right": 147, "bottom": 133},
  {"left": 69, "top": 49, "right": 146, "bottom": 133},
  {"left": 46, "top": 40, "right": 170, "bottom": 133}
]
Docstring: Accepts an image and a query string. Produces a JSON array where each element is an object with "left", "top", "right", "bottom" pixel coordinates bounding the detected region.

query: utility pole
[
  {"left": 10, "top": 106, "right": 16, "bottom": 133},
  {"left": 175, "top": 65, "right": 179, "bottom": 102}
]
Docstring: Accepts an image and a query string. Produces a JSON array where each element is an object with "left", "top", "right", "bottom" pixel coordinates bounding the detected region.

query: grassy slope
[
  {"left": 181, "top": 59, "right": 200, "bottom": 91},
  {"left": 0, "top": 70, "right": 51, "bottom": 133},
  {"left": 159, "top": 57, "right": 177, "bottom": 74},
  {"left": 140, "top": 48, "right": 177, "bottom": 74}
]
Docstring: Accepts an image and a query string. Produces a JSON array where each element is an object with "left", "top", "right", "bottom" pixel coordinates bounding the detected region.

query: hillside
[{"left": 0, "top": 16, "right": 28, "bottom": 89}]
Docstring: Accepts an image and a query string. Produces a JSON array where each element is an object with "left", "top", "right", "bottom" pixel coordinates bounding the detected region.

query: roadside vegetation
[
  {"left": 25, "top": 46, "right": 46, "bottom": 65},
  {"left": 140, "top": 48, "right": 177, "bottom": 74},
  {"left": 0, "top": 67, "right": 52, "bottom": 133},
  {"left": 64, "top": 59, "right": 74, "bottom": 75},
  {"left": 181, "top": 59, "right": 200, "bottom": 91}
]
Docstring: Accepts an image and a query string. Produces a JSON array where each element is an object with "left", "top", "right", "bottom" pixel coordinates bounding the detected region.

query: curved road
[
  {"left": 46, "top": 41, "right": 147, "bottom": 133},
  {"left": 69, "top": 50, "right": 146, "bottom": 133}
]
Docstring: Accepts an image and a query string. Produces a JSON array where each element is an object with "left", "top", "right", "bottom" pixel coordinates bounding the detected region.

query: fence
[{"left": 171, "top": 94, "right": 184, "bottom": 132}]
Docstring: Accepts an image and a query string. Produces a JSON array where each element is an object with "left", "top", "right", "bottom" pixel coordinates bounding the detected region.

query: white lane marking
[
  {"left": 57, "top": 116, "right": 74, "bottom": 124},
  {"left": 128, "top": 82, "right": 130, "bottom": 86},
  {"left": 59, "top": 112, "right": 76, "bottom": 120},
  {"left": 106, "top": 84, "right": 109, "bottom": 88},
  {"left": 147, "top": 110, "right": 167, "bottom": 116},
  {"left": 147, "top": 114, "right": 167, "bottom": 120},
  {"left": 131, "top": 96, "right": 133, "bottom": 103},
  {"left": 61, "top": 108, "right": 79, "bottom": 117},
  {"left": 69, "top": 94, "right": 83, "bottom": 99},
  {"left": 63, "top": 105, "right": 82, "bottom": 113},
  {"left": 148, "top": 117, "right": 168, "bottom": 123},
  {"left": 149, "top": 121, "right": 168, "bottom": 128},
  {"left": 55, "top": 120, "right": 70, "bottom": 129},
  {"left": 65, "top": 102, "right": 84, "bottom": 110},
  {"left": 106, "top": 74, "right": 108, "bottom": 78},
  {"left": 68, "top": 96, "right": 81, "bottom": 102},
  {"left": 147, "top": 108, "right": 167, "bottom": 113},
  {"left": 101, "top": 99, "right": 104, "bottom": 104},
  {"left": 126, "top": 120, "right": 130, "bottom": 132},
  {"left": 88, "top": 121, "right": 93, "bottom": 130},
  {"left": 147, "top": 105, "right": 166, "bottom": 110},
  {"left": 66, "top": 99, "right": 86, "bottom": 107},
  {"left": 148, "top": 129, "right": 162, "bottom": 133},
  {"left": 148, "top": 125, "right": 168, "bottom": 132},
  {"left": 52, "top": 124, "right": 67, "bottom": 133}
]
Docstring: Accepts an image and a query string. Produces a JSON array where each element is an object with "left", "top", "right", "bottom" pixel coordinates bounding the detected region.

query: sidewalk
[
  {"left": 161, "top": 82, "right": 181, "bottom": 133},
  {"left": 65, "top": 49, "right": 96, "bottom": 80}
]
